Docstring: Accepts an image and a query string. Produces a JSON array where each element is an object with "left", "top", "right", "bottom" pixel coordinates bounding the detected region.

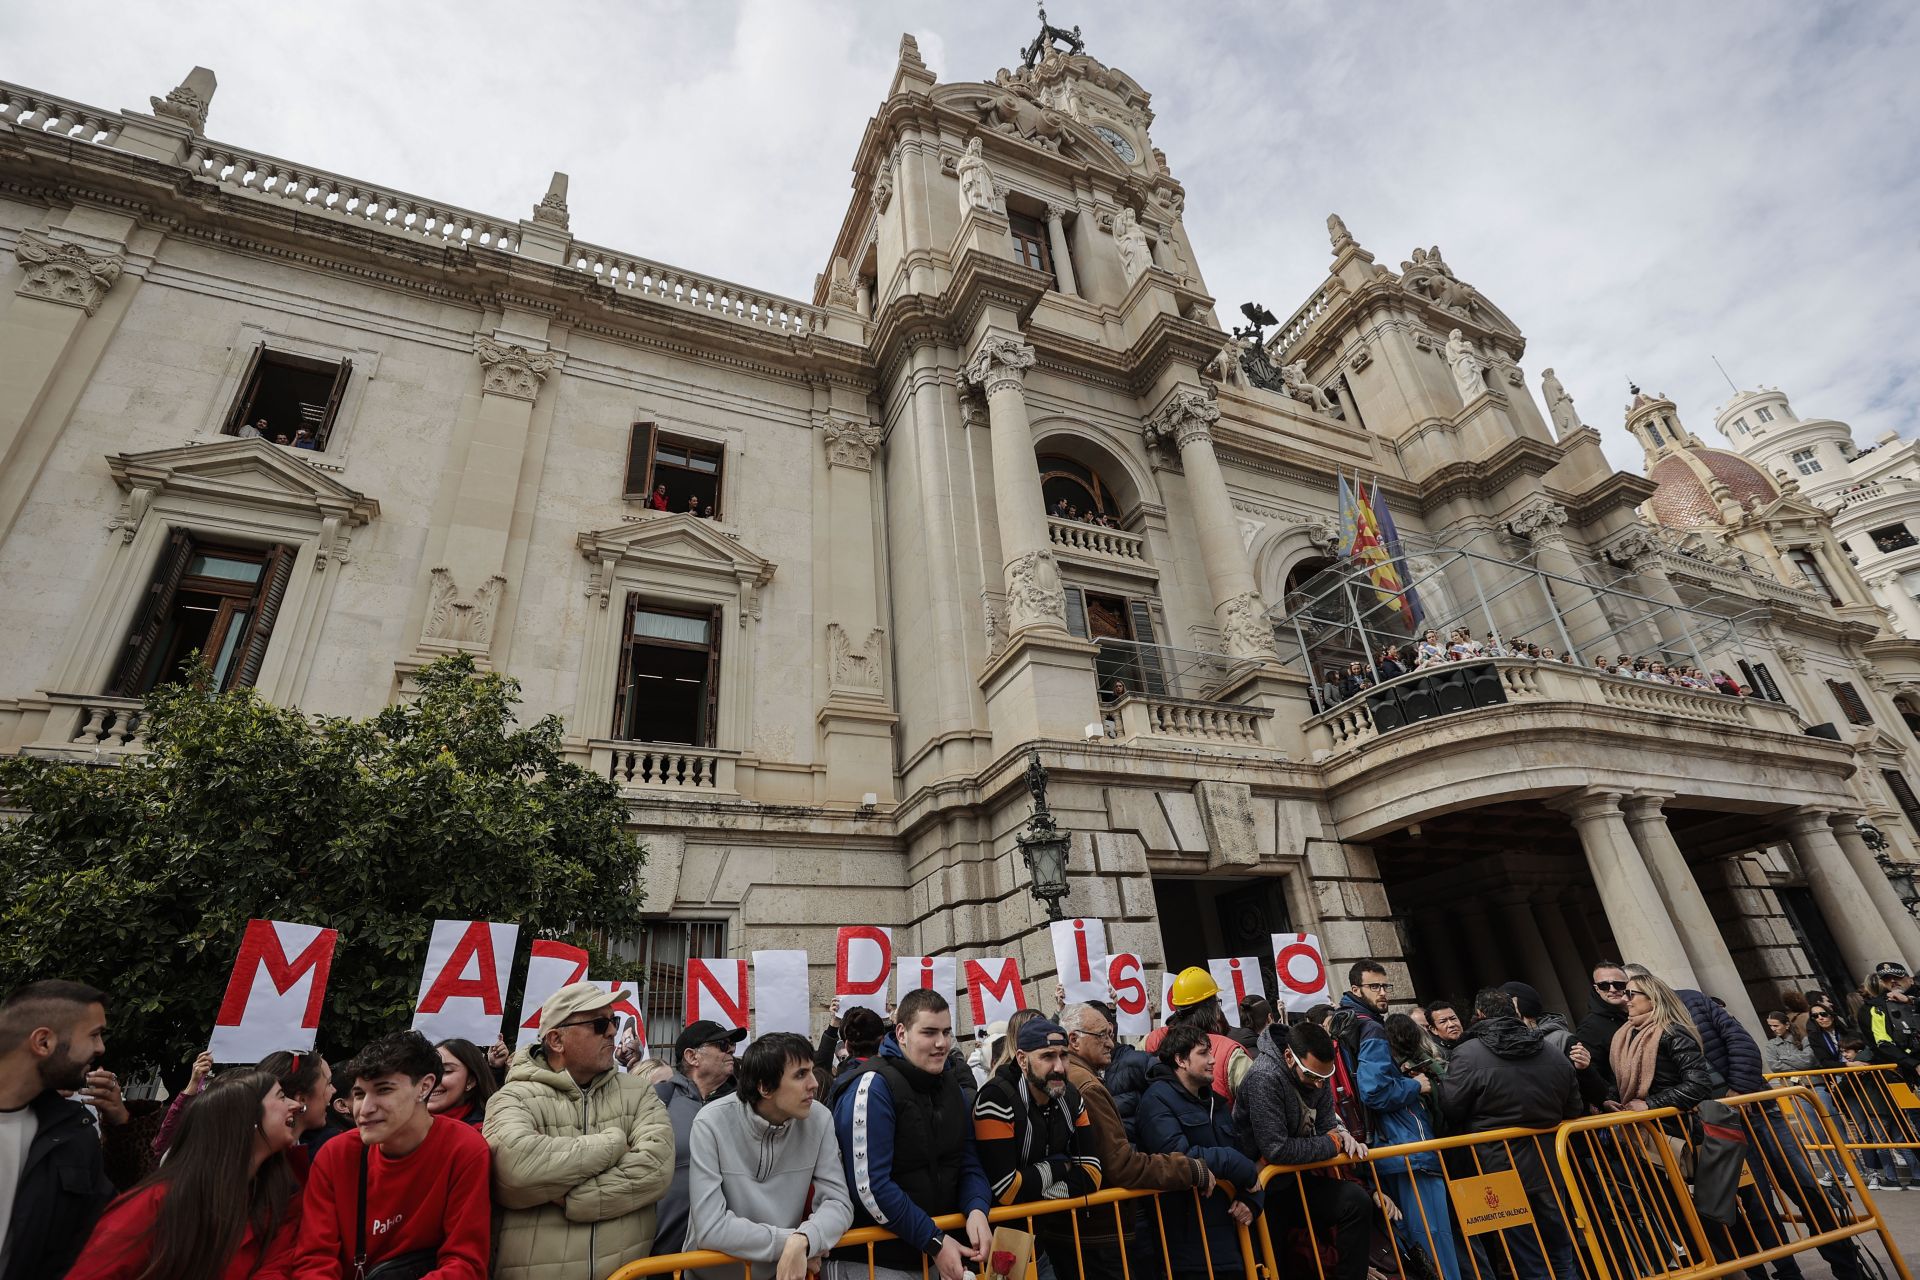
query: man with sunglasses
[
  {"left": 487, "top": 981, "right": 676, "bottom": 1280},
  {"left": 653, "top": 1019, "right": 746, "bottom": 1256},
  {"left": 1573, "top": 961, "right": 1633, "bottom": 1096}
]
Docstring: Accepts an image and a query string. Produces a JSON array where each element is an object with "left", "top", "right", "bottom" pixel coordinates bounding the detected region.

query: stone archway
[{"left": 1029, "top": 420, "right": 1152, "bottom": 519}]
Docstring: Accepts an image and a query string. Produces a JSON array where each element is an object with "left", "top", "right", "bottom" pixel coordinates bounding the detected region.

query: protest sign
[{"left": 209, "top": 920, "right": 337, "bottom": 1063}]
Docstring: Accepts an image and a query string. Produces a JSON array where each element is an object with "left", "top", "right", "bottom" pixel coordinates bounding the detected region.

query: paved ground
[{"left": 1793, "top": 1185, "right": 1915, "bottom": 1280}]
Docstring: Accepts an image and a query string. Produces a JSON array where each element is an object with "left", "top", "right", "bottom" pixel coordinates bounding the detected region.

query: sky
[{"left": 6, "top": 1, "right": 1917, "bottom": 477}]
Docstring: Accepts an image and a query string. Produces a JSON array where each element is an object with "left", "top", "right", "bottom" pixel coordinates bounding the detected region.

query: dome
[{"left": 1645, "top": 445, "right": 1780, "bottom": 528}]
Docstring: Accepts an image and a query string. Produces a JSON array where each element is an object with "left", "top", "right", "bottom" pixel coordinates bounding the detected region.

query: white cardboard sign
[
  {"left": 1207, "top": 956, "right": 1265, "bottom": 1026},
  {"left": 1107, "top": 952, "right": 1151, "bottom": 1037},
  {"left": 515, "top": 939, "right": 591, "bottom": 1048},
  {"left": 752, "top": 950, "right": 810, "bottom": 1037},
  {"left": 209, "top": 920, "right": 338, "bottom": 1063},
  {"left": 962, "top": 957, "right": 1026, "bottom": 1029},
  {"left": 895, "top": 955, "right": 959, "bottom": 1013},
  {"left": 410, "top": 920, "right": 519, "bottom": 1045},
  {"left": 687, "top": 958, "right": 750, "bottom": 1030},
  {"left": 1050, "top": 918, "right": 1109, "bottom": 1004},
  {"left": 834, "top": 926, "right": 893, "bottom": 1016},
  {"left": 1271, "top": 932, "right": 1333, "bottom": 1013}
]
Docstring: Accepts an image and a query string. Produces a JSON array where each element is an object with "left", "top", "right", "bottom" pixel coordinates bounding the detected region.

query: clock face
[{"left": 1092, "top": 125, "right": 1137, "bottom": 163}]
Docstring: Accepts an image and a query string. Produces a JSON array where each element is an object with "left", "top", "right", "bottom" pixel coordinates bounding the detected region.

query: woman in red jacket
[{"left": 69, "top": 1069, "right": 306, "bottom": 1280}]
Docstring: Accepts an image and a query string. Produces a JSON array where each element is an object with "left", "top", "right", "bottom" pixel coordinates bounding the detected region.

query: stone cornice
[{"left": 1408, "top": 437, "right": 1565, "bottom": 514}]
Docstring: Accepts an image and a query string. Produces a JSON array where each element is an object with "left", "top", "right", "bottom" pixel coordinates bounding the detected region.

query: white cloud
[{"left": 5, "top": 0, "right": 1915, "bottom": 477}]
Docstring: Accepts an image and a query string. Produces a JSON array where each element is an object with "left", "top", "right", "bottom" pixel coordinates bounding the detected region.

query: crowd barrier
[
  {"left": 613, "top": 1081, "right": 1913, "bottom": 1280},
  {"left": 1763, "top": 1062, "right": 1920, "bottom": 1153}
]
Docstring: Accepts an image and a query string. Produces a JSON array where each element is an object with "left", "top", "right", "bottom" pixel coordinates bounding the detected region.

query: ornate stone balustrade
[
  {"left": 1108, "top": 693, "right": 1276, "bottom": 752},
  {"left": 18, "top": 694, "right": 148, "bottom": 761},
  {"left": 0, "top": 83, "right": 125, "bottom": 145},
  {"left": 1303, "top": 656, "right": 1805, "bottom": 759},
  {"left": 183, "top": 140, "right": 520, "bottom": 250},
  {"left": 1652, "top": 547, "right": 1819, "bottom": 607},
  {"left": 1048, "top": 516, "right": 1147, "bottom": 564},
  {"left": 589, "top": 739, "right": 739, "bottom": 795},
  {"left": 568, "top": 242, "right": 820, "bottom": 333},
  {"left": 1272, "top": 282, "right": 1338, "bottom": 360},
  {"left": 1836, "top": 482, "right": 1885, "bottom": 510}
]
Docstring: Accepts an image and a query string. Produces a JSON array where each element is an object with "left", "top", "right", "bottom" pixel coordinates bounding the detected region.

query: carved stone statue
[
  {"left": 1327, "top": 213, "right": 1353, "bottom": 254},
  {"left": 1114, "top": 208, "right": 1152, "bottom": 285},
  {"left": 1203, "top": 336, "right": 1249, "bottom": 389},
  {"left": 1445, "top": 329, "right": 1486, "bottom": 404},
  {"left": 980, "top": 77, "right": 1070, "bottom": 151},
  {"left": 1401, "top": 246, "right": 1486, "bottom": 318},
  {"left": 957, "top": 138, "right": 996, "bottom": 213},
  {"left": 1539, "top": 368, "right": 1582, "bottom": 437},
  {"left": 1280, "top": 360, "right": 1339, "bottom": 415},
  {"left": 1219, "top": 590, "right": 1276, "bottom": 659}
]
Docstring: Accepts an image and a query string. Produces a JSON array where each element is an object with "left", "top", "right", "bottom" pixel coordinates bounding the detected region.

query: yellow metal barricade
[
  {"left": 1553, "top": 1085, "right": 1913, "bottom": 1280},
  {"left": 1763, "top": 1063, "right": 1920, "bottom": 1153}
]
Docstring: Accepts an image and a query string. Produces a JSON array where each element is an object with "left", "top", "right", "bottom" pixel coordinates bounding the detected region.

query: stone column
[
  {"left": 1497, "top": 898, "right": 1574, "bottom": 1016},
  {"left": 1043, "top": 205, "right": 1079, "bottom": 297},
  {"left": 965, "top": 335, "right": 1067, "bottom": 636},
  {"left": 1784, "top": 810, "right": 1904, "bottom": 984},
  {"left": 1830, "top": 815, "right": 1920, "bottom": 960},
  {"left": 1540, "top": 900, "right": 1597, "bottom": 1020},
  {"left": 1552, "top": 790, "right": 1698, "bottom": 988},
  {"left": 1149, "top": 387, "right": 1275, "bottom": 658},
  {"left": 1509, "top": 498, "right": 1605, "bottom": 657},
  {"left": 1622, "top": 794, "right": 1762, "bottom": 1034}
]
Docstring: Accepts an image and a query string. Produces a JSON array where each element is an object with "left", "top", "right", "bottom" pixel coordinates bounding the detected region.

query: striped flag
[{"left": 1367, "top": 476, "right": 1423, "bottom": 628}]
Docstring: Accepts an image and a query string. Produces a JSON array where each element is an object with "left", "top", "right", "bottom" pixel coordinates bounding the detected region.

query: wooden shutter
[
  {"left": 1127, "top": 599, "right": 1169, "bottom": 696},
  {"left": 1881, "top": 770, "right": 1920, "bottom": 826},
  {"left": 228, "top": 545, "right": 295, "bottom": 690},
  {"left": 1063, "top": 587, "right": 1088, "bottom": 639},
  {"left": 610, "top": 593, "right": 641, "bottom": 738},
  {"left": 624, "top": 424, "right": 657, "bottom": 499},
  {"left": 109, "top": 530, "right": 194, "bottom": 695},
  {"left": 315, "top": 358, "right": 352, "bottom": 448},
  {"left": 701, "top": 607, "right": 723, "bottom": 748},
  {"left": 1751, "top": 662, "right": 1784, "bottom": 703},
  {"left": 224, "top": 342, "right": 266, "bottom": 435},
  {"left": 1828, "top": 678, "right": 1874, "bottom": 726}
]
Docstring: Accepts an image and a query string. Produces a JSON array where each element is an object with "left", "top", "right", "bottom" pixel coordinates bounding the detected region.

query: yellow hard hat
[{"left": 1169, "top": 966, "right": 1220, "bottom": 1007}]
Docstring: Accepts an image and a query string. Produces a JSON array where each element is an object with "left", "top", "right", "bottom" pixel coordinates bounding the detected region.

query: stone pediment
[
  {"left": 577, "top": 514, "right": 776, "bottom": 609},
  {"left": 104, "top": 439, "right": 379, "bottom": 548},
  {"left": 931, "top": 83, "right": 1134, "bottom": 179}
]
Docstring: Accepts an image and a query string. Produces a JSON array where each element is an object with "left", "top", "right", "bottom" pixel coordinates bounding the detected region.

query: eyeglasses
[
  {"left": 561, "top": 1016, "right": 619, "bottom": 1036},
  {"left": 1361, "top": 982, "right": 1393, "bottom": 994},
  {"left": 1594, "top": 981, "right": 1629, "bottom": 993},
  {"left": 1070, "top": 1027, "right": 1116, "bottom": 1045},
  {"left": 1814, "top": 1010, "right": 1834, "bottom": 1019}
]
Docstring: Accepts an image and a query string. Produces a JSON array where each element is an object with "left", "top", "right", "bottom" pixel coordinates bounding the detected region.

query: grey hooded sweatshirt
[{"left": 686, "top": 1091, "right": 852, "bottom": 1280}]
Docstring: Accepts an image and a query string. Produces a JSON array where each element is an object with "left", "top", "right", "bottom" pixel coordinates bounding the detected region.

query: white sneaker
[
  {"left": 1867, "top": 1174, "right": 1887, "bottom": 1191},
  {"left": 1817, "top": 1170, "right": 1834, "bottom": 1187}
]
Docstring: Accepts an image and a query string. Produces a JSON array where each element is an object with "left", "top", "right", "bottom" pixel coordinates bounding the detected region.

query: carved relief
[
  {"left": 105, "top": 485, "right": 155, "bottom": 544},
  {"left": 964, "top": 336, "right": 1037, "bottom": 397},
  {"left": 828, "top": 623, "right": 886, "bottom": 692},
  {"left": 979, "top": 73, "right": 1071, "bottom": 151},
  {"left": 1219, "top": 590, "right": 1275, "bottom": 659},
  {"left": 1775, "top": 642, "right": 1807, "bottom": 673},
  {"left": 1606, "top": 526, "right": 1664, "bottom": 568},
  {"left": 1348, "top": 347, "right": 1373, "bottom": 373},
  {"left": 1114, "top": 208, "right": 1152, "bottom": 285},
  {"left": 871, "top": 154, "right": 895, "bottom": 215},
  {"left": 1279, "top": 360, "right": 1339, "bottom": 415},
  {"left": 821, "top": 416, "right": 883, "bottom": 470},
  {"left": 1147, "top": 387, "right": 1220, "bottom": 450},
  {"left": 1508, "top": 498, "right": 1571, "bottom": 543},
  {"left": 1004, "top": 549, "right": 1067, "bottom": 631},
  {"left": 531, "top": 172, "right": 570, "bottom": 229},
  {"left": 149, "top": 67, "right": 214, "bottom": 131},
  {"left": 13, "top": 230, "right": 124, "bottom": 316},
  {"left": 473, "top": 337, "right": 554, "bottom": 401},
  {"left": 1856, "top": 658, "right": 1889, "bottom": 691},
  {"left": 422, "top": 568, "right": 507, "bottom": 647}
]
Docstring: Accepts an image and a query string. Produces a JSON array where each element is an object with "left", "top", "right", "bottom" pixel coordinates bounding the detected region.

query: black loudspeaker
[
  {"left": 1803, "top": 722, "right": 1842, "bottom": 741},
  {"left": 1400, "top": 681, "right": 1439, "bottom": 723},
  {"left": 1466, "top": 662, "right": 1508, "bottom": 707},
  {"left": 1430, "top": 668, "right": 1472, "bottom": 713},
  {"left": 1368, "top": 687, "right": 1408, "bottom": 733}
]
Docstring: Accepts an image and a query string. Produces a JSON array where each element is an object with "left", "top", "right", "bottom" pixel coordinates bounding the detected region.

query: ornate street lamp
[
  {"left": 1863, "top": 820, "right": 1920, "bottom": 918},
  {"left": 1015, "top": 748, "right": 1072, "bottom": 920}
]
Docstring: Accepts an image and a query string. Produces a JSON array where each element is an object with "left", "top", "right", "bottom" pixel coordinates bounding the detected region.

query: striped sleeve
[{"left": 972, "top": 1089, "right": 1029, "bottom": 1205}]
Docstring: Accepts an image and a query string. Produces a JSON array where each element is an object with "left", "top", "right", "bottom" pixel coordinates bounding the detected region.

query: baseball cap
[
  {"left": 1017, "top": 1018, "right": 1068, "bottom": 1051},
  {"left": 1875, "top": 961, "right": 1911, "bottom": 979},
  {"left": 674, "top": 1019, "right": 748, "bottom": 1061},
  {"left": 539, "top": 981, "right": 619, "bottom": 1034}
]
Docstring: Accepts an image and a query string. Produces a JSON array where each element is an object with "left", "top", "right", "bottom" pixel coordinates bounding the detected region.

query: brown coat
[{"left": 1065, "top": 1053, "right": 1199, "bottom": 1248}]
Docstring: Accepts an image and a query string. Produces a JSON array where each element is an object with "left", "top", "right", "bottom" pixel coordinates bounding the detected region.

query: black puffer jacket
[
  {"left": 1574, "top": 990, "right": 1628, "bottom": 1096},
  {"left": 1104, "top": 1042, "right": 1152, "bottom": 1142},
  {"left": 1634, "top": 1028, "right": 1724, "bottom": 1113},
  {"left": 1435, "top": 1016, "right": 1580, "bottom": 1206},
  {"left": 1676, "top": 989, "right": 1763, "bottom": 1094}
]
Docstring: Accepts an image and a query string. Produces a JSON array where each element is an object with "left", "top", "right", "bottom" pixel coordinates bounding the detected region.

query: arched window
[
  {"left": 1286, "top": 556, "right": 1336, "bottom": 597},
  {"left": 1039, "top": 454, "right": 1118, "bottom": 518}
]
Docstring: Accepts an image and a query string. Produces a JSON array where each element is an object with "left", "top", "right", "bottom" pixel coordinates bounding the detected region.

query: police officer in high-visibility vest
[{"left": 1142, "top": 968, "right": 1253, "bottom": 1104}]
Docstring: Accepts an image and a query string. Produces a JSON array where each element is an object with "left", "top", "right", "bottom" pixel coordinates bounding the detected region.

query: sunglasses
[
  {"left": 1594, "top": 981, "right": 1629, "bottom": 993},
  {"left": 1288, "top": 1052, "right": 1335, "bottom": 1081},
  {"left": 1814, "top": 1010, "right": 1834, "bottom": 1019},
  {"left": 562, "top": 1016, "right": 620, "bottom": 1036},
  {"left": 1625, "top": 989, "right": 1649, "bottom": 1000}
]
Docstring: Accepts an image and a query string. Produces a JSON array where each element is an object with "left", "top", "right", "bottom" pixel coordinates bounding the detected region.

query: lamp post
[
  {"left": 1015, "top": 748, "right": 1072, "bottom": 920},
  {"left": 1863, "top": 820, "right": 1920, "bottom": 918}
]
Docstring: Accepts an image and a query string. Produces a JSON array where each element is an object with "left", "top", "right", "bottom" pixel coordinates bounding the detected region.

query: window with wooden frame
[
  {"left": 108, "top": 530, "right": 296, "bottom": 696},
  {"left": 1827, "top": 678, "right": 1875, "bottom": 726},
  {"left": 623, "top": 424, "right": 725, "bottom": 517},
  {"left": 1789, "top": 549, "right": 1840, "bottom": 604},
  {"left": 222, "top": 342, "right": 352, "bottom": 451},
  {"left": 1737, "top": 659, "right": 1787, "bottom": 703},
  {"left": 1038, "top": 455, "right": 1119, "bottom": 520},
  {"left": 1064, "top": 586, "right": 1167, "bottom": 697},
  {"left": 1882, "top": 770, "right": 1920, "bottom": 829},
  {"left": 1009, "top": 212, "right": 1053, "bottom": 280},
  {"left": 611, "top": 598, "right": 722, "bottom": 745}
]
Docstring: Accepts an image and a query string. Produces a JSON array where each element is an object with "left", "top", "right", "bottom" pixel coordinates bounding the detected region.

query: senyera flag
[{"left": 209, "top": 920, "right": 338, "bottom": 1063}]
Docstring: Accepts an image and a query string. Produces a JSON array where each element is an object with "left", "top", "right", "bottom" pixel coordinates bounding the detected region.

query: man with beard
[
  {"left": 0, "top": 980, "right": 115, "bottom": 1280},
  {"left": 973, "top": 1020, "right": 1105, "bottom": 1278}
]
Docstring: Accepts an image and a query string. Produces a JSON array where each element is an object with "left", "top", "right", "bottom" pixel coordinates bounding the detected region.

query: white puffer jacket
[{"left": 485, "top": 1045, "right": 675, "bottom": 1280}]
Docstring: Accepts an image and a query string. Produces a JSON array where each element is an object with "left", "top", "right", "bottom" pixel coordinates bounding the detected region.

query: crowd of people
[
  {"left": 645, "top": 483, "right": 718, "bottom": 519},
  {"left": 1318, "top": 625, "right": 1753, "bottom": 707},
  {"left": 6, "top": 951, "right": 1918, "bottom": 1280},
  {"left": 1051, "top": 498, "right": 1123, "bottom": 530}
]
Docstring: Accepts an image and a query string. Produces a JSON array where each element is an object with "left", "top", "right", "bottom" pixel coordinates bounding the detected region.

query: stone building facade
[{"left": 3, "top": 29, "right": 1918, "bottom": 1040}]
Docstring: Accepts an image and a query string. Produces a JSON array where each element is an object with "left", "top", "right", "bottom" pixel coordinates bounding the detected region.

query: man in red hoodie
[{"left": 291, "top": 1030, "right": 491, "bottom": 1279}]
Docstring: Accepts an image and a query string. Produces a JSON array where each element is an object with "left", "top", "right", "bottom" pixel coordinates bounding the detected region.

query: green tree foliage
[{"left": 0, "top": 654, "right": 645, "bottom": 1075}]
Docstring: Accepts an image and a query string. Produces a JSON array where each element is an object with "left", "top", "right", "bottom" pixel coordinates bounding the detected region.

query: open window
[
  {"left": 624, "top": 424, "right": 724, "bottom": 517},
  {"left": 1039, "top": 455, "right": 1120, "bottom": 521},
  {"left": 109, "top": 530, "right": 296, "bottom": 696},
  {"left": 1789, "top": 549, "right": 1840, "bottom": 604},
  {"left": 1065, "top": 587, "right": 1167, "bottom": 697},
  {"left": 611, "top": 599, "right": 722, "bottom": 745},
  {"left": 222, "top": 342, "right": 352, "bottom": 451},
  {"left": 1009, "top": 211, "right": 1053, "bottom": 279}
]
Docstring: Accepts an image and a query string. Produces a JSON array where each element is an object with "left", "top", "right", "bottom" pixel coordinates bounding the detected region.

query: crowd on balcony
[
  {"left": 30, "top": 948, "right": 1919, "bottom": 1280},
  {"left": 1052, "top": 497, "right": 1122, "bottom": 528}
]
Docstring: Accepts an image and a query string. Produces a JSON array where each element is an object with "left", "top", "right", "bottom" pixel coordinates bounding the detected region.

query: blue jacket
[
  {"left": 830, "top": 1034, "right": 990, "bottom": 1271},
  {"left": 1355, "top": 1035, "right": 1440, "bottom": 1178},
  {"left": 1338, "top": 991, "right": 1396, "bottom": 1133},
  {"left": 1137, "top": 1063, "right": 1263, "bottom": 1274},
  {"left": 1676, "top": 988, "right": 1760, "bottom": 1095}
]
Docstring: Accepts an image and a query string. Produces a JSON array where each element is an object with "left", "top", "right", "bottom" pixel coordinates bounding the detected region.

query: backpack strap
[{"left": 354, "top": 1142, "right": 369, "bottom": 1278}]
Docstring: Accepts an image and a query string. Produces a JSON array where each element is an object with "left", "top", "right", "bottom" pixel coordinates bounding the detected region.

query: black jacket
[
  {"left": 1104, "top": 1042, "right": 1152, "bottom": 1142},
  {"left": 1137, "top": 1063, "right": 1264, "bottom": 1275},
  {"left": 1233, "top": 1024, "right": 1342, "bottom": 1167},
  {"left": 1809, "top": 1023, "right": 1845, "bottom": 1068},
  {"left": 2, "top": 1090, "right": 116, "bottom": 1280},
  {"left": 1436, "top": 1016, "right": 1580, "bottom": 1207},
  {"left": 1573, "top": 989, "right": 1628, "bottom": 1096},
  {"left": 1637, "top": 1028, "right": 1724, "bottom": 1113}
]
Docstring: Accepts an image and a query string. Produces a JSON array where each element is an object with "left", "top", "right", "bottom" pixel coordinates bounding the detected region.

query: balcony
[
  {"left": 1048, "top": 517, "right": 1151, "bottom": 572},
  {"left": 588, "top": 739, "right": 739, "bottom": 796},
  {"left": 18, "top": 694, "right": 148, "bottom": 762},
  {"left": 1304, "top": 656, "right": 1806, "bottom": 759},
  {"left": 1094, "top": 639, "right": 1283, "bottom": 754}
]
